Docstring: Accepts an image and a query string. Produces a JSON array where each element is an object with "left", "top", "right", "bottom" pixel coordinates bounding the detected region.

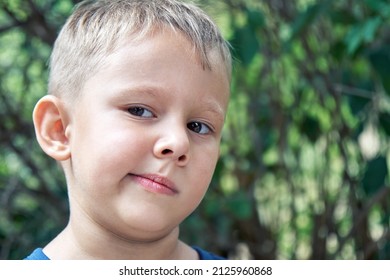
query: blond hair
[{"left": 48, "top": 0, "right": 231, "bottom": 99}]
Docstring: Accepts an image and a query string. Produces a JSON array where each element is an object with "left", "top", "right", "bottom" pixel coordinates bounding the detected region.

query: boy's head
[
  {"left": 49, "top": 0, "right": 232, "bottom": 101},
  {"left": 32, "top": 0, "right": 232, "bottom": 253}
]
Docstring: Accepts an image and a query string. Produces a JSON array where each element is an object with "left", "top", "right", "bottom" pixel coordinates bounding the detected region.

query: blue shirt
[{"left": 24, "top": 247, "right": 225, "bottom": 260}]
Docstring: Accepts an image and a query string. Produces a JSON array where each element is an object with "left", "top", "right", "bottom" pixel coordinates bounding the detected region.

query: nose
[{"left": 153, "top": 122, "right": 190, "bottom": 166}]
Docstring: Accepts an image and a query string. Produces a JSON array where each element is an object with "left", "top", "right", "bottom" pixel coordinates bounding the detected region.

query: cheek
[
  {"left": 180, "top": 152, "right": 218, "bottom": 218},
  {"left": 70, "top": 123, "right": 150, "bottom": 186},
  {"left": 191, "top": 143, "right": 220, "bottom": 188}
]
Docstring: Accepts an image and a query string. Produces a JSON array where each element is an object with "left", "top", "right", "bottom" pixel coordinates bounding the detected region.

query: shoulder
[
  {"left": 24, "top": 248, "right": 50, "bottom": 260},
  {"left": 192, "top": 246, "right": 226, "bottom": 260}
]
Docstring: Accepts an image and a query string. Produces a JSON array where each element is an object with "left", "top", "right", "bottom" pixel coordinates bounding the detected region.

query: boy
[{"left": 24, "top": 0, "right": 231, "bottom": 260}]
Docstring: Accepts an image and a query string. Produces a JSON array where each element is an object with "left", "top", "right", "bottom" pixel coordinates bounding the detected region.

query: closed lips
[{"left": 131, "top": 174, "right": 178, "bottom": 195}]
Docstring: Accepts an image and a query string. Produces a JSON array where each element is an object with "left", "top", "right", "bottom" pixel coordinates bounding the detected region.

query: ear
[{"left": 33, "top": 95, "right": 71, "bottom": 161}]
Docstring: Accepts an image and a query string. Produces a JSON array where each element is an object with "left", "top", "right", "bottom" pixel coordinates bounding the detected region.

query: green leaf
[
  {"left": 226, "top": 192, "right": 252, "bottom": 220},
  {"left": 288, "top": 1, "right": 330, "bottom": 41},
  {"left": 330, "top": 41, "right": 347, "bottom": 62},
  {"left": 300, "top": 116, "right": 321, "bottom": 143},
  {"left": 348, "top": 95, "right": 371, "bottom": 116},
  {"left": 362, "top": 156, "right": 388, "bottom": 196},
  {"left": 230, "top": 8, "right": 263, "bottom": 66},
  {"left": 379, "top": 113, "right": 390, "bottom": 136},
  {"left": 364, "top": 0, "right": 390, "bottom": 16},
  {"left": 330, "top": 10, "right": 357, "bottom": 25},
  {"left": 231, "top": 25, "right": 260, "bottom": 66},
  {"left": 369, "top": 47, "right": 390, "bottom": 96},
  {"left": 345, "top": 17, "right": 381, "bottom": 55},
  {"left": 204, "top": 196, "right": 222, "bottom": 217},
  {"left": 363, "top": 17, "right": 382, "bottom": 42},
  {"left": 247, "top": 9, "right": 265, "bottom": 28}
]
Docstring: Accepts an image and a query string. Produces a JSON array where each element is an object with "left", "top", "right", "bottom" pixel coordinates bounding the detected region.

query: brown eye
[
  {"left": 187, "top": 122, "right": 211, "bottom": 134},
  {"left": 128, "top": 107, "right": 154, "bottom": 118}
]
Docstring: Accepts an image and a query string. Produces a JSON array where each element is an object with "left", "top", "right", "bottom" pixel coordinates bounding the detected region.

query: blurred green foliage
[{"left": 0, "top": 0, "right": 389, "bottom": 259}]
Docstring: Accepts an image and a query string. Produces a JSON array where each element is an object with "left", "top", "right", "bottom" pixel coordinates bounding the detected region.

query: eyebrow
[
  {"left": 200, "top": 100, "right": 226, "bottom": 122},
  {"left": 113, "top": 85, "right": 160, "bottom": 99}
]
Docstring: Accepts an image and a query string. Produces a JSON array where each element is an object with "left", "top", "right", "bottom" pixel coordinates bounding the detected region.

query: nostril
[
  {"left": 178, "top": 155, "right": 187, "bottom": 162},
  {"left": 159, "top": 149, "right": 187, "bottom": 163},
  {"left": 162, "top": 149, "right": 172, "bottom": 155}
]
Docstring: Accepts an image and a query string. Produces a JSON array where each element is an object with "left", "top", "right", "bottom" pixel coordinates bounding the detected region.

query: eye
[
  {"left": 187, "top": 121, "right": 212, "bottom": 135},
  {"left": 127, "top": 106, "right": 154, "bottom": 118}
]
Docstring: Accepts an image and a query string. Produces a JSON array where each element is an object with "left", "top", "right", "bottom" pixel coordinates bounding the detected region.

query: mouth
[{"left": 130, "top": 173, "right": 178, "bottom": 195}]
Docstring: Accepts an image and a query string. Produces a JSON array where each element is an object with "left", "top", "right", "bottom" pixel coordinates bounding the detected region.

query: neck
[{"left": 43, "top": 207, "right": 196, "bottom": 259}]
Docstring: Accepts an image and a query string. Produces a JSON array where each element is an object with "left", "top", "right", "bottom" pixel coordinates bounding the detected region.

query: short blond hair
[{"left": 48, "top": 0, "right": 231, "bottom": 99}]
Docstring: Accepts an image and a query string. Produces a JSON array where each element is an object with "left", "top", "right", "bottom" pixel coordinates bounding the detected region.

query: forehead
[
  {"left": 78, "top": 29, "right": 230, "bottom": 111},
  {"left": 112, "top": 26, "right": 231, "bottom": 80}
]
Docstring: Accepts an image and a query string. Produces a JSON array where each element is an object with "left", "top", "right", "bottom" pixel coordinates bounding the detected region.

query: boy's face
[{"left": 64, "top": 29, "right": 230, "bottom": 241}]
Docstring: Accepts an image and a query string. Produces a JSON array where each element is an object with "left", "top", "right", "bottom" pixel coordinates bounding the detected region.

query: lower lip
[{"left": 131, "top": 175, "right": 177, "bottom": 196}]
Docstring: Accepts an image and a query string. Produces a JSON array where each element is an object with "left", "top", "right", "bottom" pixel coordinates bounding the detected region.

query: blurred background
[{"left": 0, "top": 0, "right": 389, "bottom": 260}]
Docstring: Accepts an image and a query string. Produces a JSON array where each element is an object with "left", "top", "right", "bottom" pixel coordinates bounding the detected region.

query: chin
[{"left": 118, "top": 215, "right": 180, "bottom": 241}]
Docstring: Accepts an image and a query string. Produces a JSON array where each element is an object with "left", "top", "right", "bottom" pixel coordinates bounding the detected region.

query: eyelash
[
  {"left": 187, "top": 122, "right": 212, "bottom": 135},
  {"left": 127, "top": 106, "right": 213, "bottom": 135},
  {"left": 127, "top": 106, "right": 154, "bottom": 118}
]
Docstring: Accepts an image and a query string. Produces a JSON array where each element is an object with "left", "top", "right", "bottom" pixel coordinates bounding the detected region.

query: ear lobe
[{"left": 33, "top": 95, "right": 71, "bottom": 161}]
